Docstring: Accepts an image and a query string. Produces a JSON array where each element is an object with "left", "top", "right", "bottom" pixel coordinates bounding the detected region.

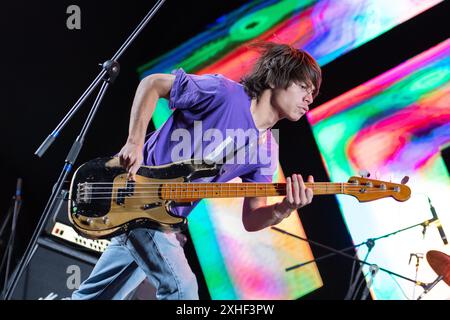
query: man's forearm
[
  {"left": 127, "top": 77, "right": 160, "bottom": 145},
  {"left": 243, "top": 200, "right": 294, "bottom": 232}
]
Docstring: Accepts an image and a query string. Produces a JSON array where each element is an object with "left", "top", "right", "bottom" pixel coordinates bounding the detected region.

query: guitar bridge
[{"left": 77, "top": 183, "right": 92, "bottom": 204}]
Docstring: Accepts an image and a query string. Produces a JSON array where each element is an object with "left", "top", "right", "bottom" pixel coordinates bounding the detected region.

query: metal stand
[
  {"left": 0, "top": 179, "right": 22, "bottom": 298},
  {"left": 272, "top": 215, "right": 441, "bottom": 300},
  {"left": 409, "top": 253, "right": 424, "bottom": 299},
  {"left": 2, "top": 0, "right": 167, "bottom": 300},
  {"left": 417, "top": 275, "right": 444, "bottom": 300}
]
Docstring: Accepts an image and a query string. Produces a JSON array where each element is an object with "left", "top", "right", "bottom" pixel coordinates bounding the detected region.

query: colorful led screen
[
  {"left": 308, "top": 38, "right": 450, "bottom": 300},
  {"left": 139, "top": 0, "right": 443, "bottom": 299}
]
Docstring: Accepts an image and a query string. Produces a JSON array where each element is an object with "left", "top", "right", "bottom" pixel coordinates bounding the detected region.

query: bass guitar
[{"left": 68, "top": 157, "right": 411, "bottom": 239}]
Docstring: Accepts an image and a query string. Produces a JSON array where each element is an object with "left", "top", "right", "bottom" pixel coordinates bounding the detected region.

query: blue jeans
[{"left": 71, "top": 228, "right": 199, "bottom": 300}]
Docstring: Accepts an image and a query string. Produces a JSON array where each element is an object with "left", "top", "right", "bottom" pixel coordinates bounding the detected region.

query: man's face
[{"left": 271, "top": 80, "right": 315, "bottom": 121}]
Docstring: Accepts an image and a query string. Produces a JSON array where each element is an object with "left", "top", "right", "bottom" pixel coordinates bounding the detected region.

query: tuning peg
[
  {"left": 359, "top": 169, "right": 370, "bottom": 178},
  {"left": 401, "top": 176, "right": 409, "bottom": 185}
]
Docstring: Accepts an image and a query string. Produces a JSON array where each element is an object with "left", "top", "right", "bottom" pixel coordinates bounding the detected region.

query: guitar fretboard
[{"left": 160, "top": 182, "right": 349, "bottom": 200}]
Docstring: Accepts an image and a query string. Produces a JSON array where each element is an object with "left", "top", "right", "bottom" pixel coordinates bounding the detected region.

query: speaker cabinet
[{"left": 10, "top": 236, "right": 98, "bottom": 300}]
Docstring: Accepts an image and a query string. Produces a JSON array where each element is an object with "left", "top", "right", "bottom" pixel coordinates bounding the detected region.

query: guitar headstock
[{"left": 345, "top": 176, "right": 411, "bottom": 202}]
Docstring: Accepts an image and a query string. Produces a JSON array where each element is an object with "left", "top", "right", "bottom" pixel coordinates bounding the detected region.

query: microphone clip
[{"left": 409, "top": 253, "right": 423, "bottom": 268}]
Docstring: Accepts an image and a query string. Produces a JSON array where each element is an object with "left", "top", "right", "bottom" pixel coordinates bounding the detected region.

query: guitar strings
[
  {"left": 80, "top": 182, "right": 356, "bottom": 185},
  {"left": 77, "top": 186, "right": 395, "bottom": 191},
  {"left": 75, "top": 182, "right": 402, "bottom": 199},
  {"left": 77, "top": 183, "right": 380, "bottom": 190},
  {"left": 78, "top": 186, "right": 389, "bottom": 192},
  {"left": 79, "top": 189, "right": 399, "bottom": 200},
  {"left": 78, "top": 182, "right": 394, "bottom": 187},
  {"left": 80, "top": 186, "right": 392, "bottom": 191}
]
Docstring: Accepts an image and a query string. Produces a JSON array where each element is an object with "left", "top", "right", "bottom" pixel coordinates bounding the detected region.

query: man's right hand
[{"left": 118, "top": 141, "right": 144, "bottom": 181}]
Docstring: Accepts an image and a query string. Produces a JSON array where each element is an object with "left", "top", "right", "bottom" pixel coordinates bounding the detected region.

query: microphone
[{"left": 428, "top": 197, "right": 448, "bottom": 245}]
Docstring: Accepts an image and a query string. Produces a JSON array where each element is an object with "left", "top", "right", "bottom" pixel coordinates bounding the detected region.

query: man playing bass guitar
[{"left": 72, "top": 42, "right": 322, "bottom": 300}]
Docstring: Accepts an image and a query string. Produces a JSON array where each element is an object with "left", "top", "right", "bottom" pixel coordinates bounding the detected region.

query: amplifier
[
  {"left": 10, "top": 236, "right": 98, "bottom": 300},
  {"left": 51, "top": 222, "right": 110, "bottom": 253},
  {"left": 10, "top": 190, "right": 156, "bottom": 300}
]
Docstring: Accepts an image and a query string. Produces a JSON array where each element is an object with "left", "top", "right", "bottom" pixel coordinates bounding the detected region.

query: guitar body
[{"left": 68, "top": 157, "right": 221, "bottom": 239}]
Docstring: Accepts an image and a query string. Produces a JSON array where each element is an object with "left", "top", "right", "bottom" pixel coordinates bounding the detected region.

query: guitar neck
[{"left": 161, "top": 182, "right": 349, "bottom": 200}]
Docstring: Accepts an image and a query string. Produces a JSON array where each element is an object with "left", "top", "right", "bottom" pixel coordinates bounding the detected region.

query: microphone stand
[
  {"left": 0, "top": 201, "right": 13, "bottom": 247},
  {"left": 272, "top": 217, "right": 439, "bottom": 300},
  {"left": 2, "top": 0, "right": 167, "bottom": 300},
  {"left": 344, "top": 239, "right": 374, "bottom": 300},
  {"left": 0, "top": 179, "right": 23, "bottom": 298},
  {"left": 409, "top": 253, "right": 423, "bottom": 300},
  {"left": 416, "top": 275, "right": 444, "bottom": 300}
]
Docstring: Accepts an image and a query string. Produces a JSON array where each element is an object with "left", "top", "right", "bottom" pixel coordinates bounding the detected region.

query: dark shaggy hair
[{"left": 241, "top": 42, "right": 322, "bottom": 100}]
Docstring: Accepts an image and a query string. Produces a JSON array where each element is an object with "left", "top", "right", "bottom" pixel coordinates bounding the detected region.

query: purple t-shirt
[{"left": 143, "top": 68, "right": 278, "bottom": 217}]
